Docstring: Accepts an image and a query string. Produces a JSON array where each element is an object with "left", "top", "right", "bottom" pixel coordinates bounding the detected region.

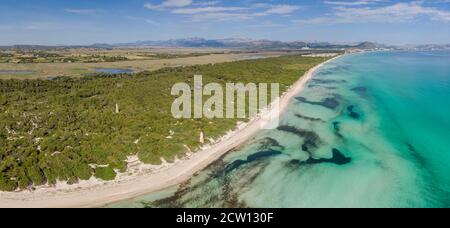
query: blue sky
[{"left": 0, "top": 0, "right": 449, "bottom": 45}]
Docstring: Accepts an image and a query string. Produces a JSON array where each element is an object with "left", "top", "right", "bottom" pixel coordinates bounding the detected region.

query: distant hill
[
  {"left": 0, "top": 44, "right": 114, "bottom": 50},
  {"left": 2, "top": 38, "right": 448, "bottom": 51},
  {"left": 355, "top": 41, "right": 379, "bottom": 49},
  {"left": 399, "top": 44, "right": 450, "bottom": 51},
  {"left": 115, "top": 38, "right": 383, "bottom": 50}
]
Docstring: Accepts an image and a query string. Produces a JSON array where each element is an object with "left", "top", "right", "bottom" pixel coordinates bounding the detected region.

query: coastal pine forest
[{"left": 0, "top": 55, "right": 328, "bottom": 191}]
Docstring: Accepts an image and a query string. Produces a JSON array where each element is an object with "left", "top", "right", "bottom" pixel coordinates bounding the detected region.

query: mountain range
[
  {"left": 2, "top": 38, "right": 449, "bottom": 51},
  {"left": 115, "top": 38, "right": 384, "bottom": 50}
]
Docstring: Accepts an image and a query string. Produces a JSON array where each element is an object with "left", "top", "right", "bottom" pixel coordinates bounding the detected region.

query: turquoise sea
[{"left": 110, "top": 51, "right": 450, "bottom": 208}]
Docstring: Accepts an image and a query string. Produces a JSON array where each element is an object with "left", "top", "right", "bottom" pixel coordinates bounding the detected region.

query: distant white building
[{"left": 301, "top": 44, "right": 311, "bottom": 50}]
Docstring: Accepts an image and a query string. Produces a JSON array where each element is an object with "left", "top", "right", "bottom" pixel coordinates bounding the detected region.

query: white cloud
[
  {"left": 253, "top": 4, "right": 301, "bottom": 17},
  {"left": 264, "top": 5, "right": 301, "bottom": 14},
  {"left": 145, "top": 1, "right": 301, "bottom": 22},
  {"left": 323, "top": 0, "right": 384, "bottom": 6},
  {"left": 145, "top": 19, "right": 160, "bottom": 25},
  {"left": 194, "top": 1, "right": 222, "bottom": 6},
  {"left": 144, "top": 0, "right": 193, "bottom": 10},
  {"left": 126, "top": 16, "right": 160, "bottom": 26},
  {"left": 335, "top": 2, "right": 450, "bottom": 22},
  {"left": 295, "top": 2, "right": 450, "bottom": 25},
  {"left": 190, "top": 12, "right": 252, "bottom": 22},
  {"left": 173, "top": 6, "right": 247, "bottom": 14},
  {"left": 429, "top": 0, "right": 450, "bottom": 3},
  {"left": 64, "top": 8, "right": 103, "bottom": 15},
  {"left": 294, "top": 17, "right": 332, "bottom": 25},
  {"left": 251, "top": 3, "right": 273, "bottom": 9}
]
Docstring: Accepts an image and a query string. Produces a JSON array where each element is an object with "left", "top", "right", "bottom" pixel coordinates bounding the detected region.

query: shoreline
[{"left": 0, "top": 55, "right": 343, "bottom": 208}]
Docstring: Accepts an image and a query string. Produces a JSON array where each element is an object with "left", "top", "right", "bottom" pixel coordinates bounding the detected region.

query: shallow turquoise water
[{"left": 110, "top": 51, "right": 450, "bottom": 208}]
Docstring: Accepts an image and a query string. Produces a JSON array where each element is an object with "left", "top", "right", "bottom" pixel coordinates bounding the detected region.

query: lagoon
[
  {"left": 93, "top": 68, "right": 135, "bottom": 74},
  {"left": 0, "top": 70, "right": 33, "bottom": 75}
]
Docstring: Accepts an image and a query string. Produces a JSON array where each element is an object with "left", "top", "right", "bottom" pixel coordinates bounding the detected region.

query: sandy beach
[{"left": 0, "top": 55, "right": 341, "bottom": 208}]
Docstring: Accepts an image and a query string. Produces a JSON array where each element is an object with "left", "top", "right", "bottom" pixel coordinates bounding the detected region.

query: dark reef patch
[
  {"left": 257, "top": 137, "right": 285, "bottom": 151},
  {"left": 301, "top": 140, "right": 318, "bottom": 154},
  {"left": 308, "top": 84, "right": 337, "bottom": 90},
  {"left": 146, "top": 151, "right": 267, "bottom": 208},
  {"left": 144, "top": 179, "right": 194, "bottom": 208},
  {"left": 277, "top": 125, "right": 321, "bottom": 154},
  {"left": 311, "top": 79, "right": 347, "bottom": 84},
  {"left": 315, "top": 70, "right": 334, "bottom": 76},
  {"left": 347, "top": 105, "right": 360, "bottom": 119},
  {"left": 333, "top": 121, "right": 344, "bottom": 138},
  {"left": 289, "top": 159, "right": 301, "bottom": 165},
  {"left": 294, "top": 113, "right": 325, "bottom": 122},
  {"left": 296, "top": 97, "right": 340, "bottom": 110},
  {"left": 288, "top": 149, "right": 351, "bottom": 167},
  {"left": 351, "top": 86, "right": 368, "bottom": 96},
  {"left": 306, "top": 148, "right": 351, "bottom": 165},
  {"left": 224, "top": 150, "right": 282, "bottom": 174},
  {"left": 406, "top": 143, "right": 427, "bottom": 168},
  {"left": 333, "top": 121, "right": 340, "bottom": 131},
  {"left": 406, "top": 143, "right": 416, "bottom": 153},
  {"left": 327, "top": 65, "right": 351, "bottom": 72},
  {"left": 277, "top": 125, "right": 321, "bottom": 143}
]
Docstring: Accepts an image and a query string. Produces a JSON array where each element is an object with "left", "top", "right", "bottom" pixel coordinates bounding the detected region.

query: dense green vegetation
[
  {"left": 0, "top": 51, "right": 214, "bottom": 64},
  {"left": 0, "top": 55, "right": 328, "bottom": 191},
  {"left": 0, "top": 54, "right": 129, "bottom": 64},
  {"left": 0, "top": 53, "right": 14, "bottom": 58}
]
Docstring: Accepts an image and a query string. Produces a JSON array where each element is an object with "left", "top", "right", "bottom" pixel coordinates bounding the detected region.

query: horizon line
[{"left": 0, "top": 37, "right": 449, "bottom": 48}]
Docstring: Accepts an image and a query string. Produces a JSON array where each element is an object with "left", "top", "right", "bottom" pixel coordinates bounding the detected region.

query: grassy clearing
[{"left": 0, "top": 52, "right": 283, "bottom": 79}]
